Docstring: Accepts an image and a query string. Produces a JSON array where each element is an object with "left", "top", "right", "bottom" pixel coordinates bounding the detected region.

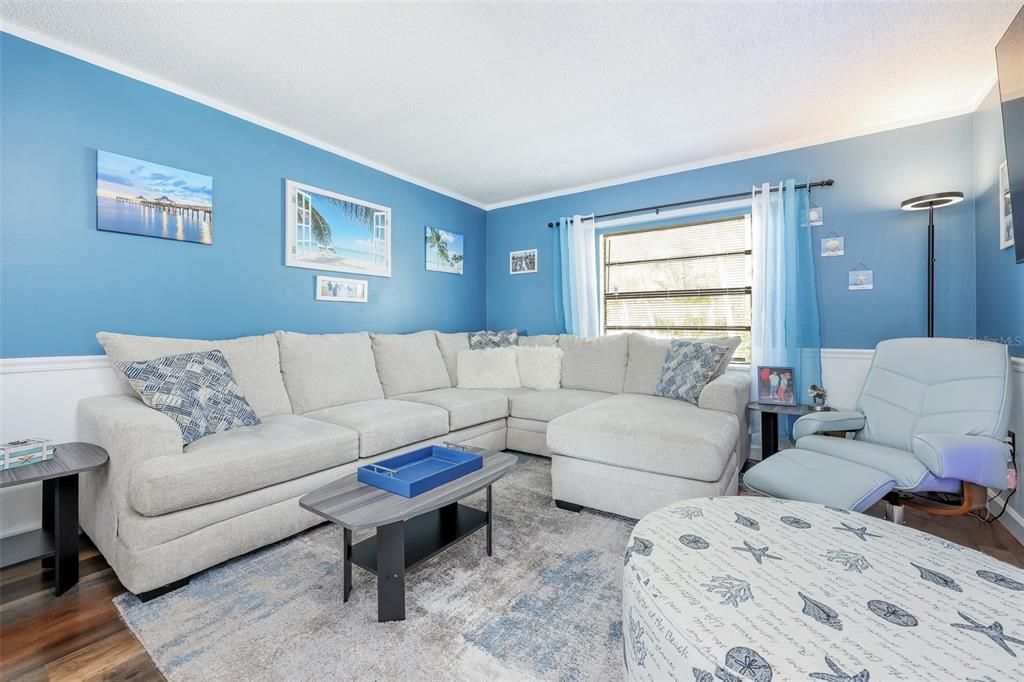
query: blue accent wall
[
  {"left": 974, "top": 85, "right": 1024, "bottom": 357},
  {"left": 0, "top": 34, "right": 486, "bottom": 358},
  {"left": 486, "top": 116, "right": 978, "bottom": 349}
]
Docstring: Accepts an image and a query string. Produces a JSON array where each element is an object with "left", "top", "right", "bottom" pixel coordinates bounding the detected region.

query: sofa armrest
[
  {"left": 792, "top": 411, "right": 865, "bottom": 441},
  {"left": 911, "top": 433, "right": 1010, "bottom": 489},
  {"left": 77, "top": 395, "right": 183, "bottom": 555},
  {"left": 698, "top": 372, "right": 750, "bottom": 419}
]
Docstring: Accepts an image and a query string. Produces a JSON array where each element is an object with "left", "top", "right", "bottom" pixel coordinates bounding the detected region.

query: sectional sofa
[{"left": 79, "top": 329, "right": 749, "bottom": 596}]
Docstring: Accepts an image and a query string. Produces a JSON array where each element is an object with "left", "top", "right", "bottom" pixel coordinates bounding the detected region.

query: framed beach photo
[
  {"left": 848, "top": 268, "right": 873, "bottom": 290},
  {"left": 757, "top": 366, "right": 796, "bottom": 405},
  {"left": 509, "top": 249, "right": 538, "bottom": 274},
  {"left": 96, "top": 150, "right": 213, "bottom": 244},
  {"left": 285, "top": 180, "right": 391, "bottom": 277},
  {"left": 425, "top": 226, "right": 464, "bottom": 274},
  {"left": 315, "top": 276, "right": 368, "bottom": 303}
]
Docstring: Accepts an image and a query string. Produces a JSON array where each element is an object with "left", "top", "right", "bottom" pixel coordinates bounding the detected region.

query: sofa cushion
[
  {"left": 508, "top": 388, "right": 611, "bottom": 422},
  {"left": 457, "top": 348, "right": 521, "bottom": 389},
  {"left": 396, "top": 388, "right": 509, "bottom": 431},
  {"left": 276, "top": 331, "right": 383, "bottom": 413},
  {"left": 559, "top": 334, "right": 628, "bottom": 393},
  {"left": 547, "top": 393, "right": 739, "bottom": 481},
  {"left": 305, "top": 398, "right": 449, "bottom": 457},
  {"left": 624, "top": 333, "right": 741, "bottom": 395},
  {"left": 129, "top": 414, "right": 358, "bottom": 516},
  {"left": 434, "top": 331, "right": 469, "bottom": 386},
  {"left": 98, "top": 331, "right": 292, "bottom": 417},
  {"left": 518, "top": 334, "right": 559, "bottom": 347},
  {"left": 371, "top": 332, "right": 451, "bottom": 397},
  {"left": 115, "top": 350, "right": 261, "bottom": 445},
  {"left": 516, "top": 346, "right": 563, "bottom": 390}
]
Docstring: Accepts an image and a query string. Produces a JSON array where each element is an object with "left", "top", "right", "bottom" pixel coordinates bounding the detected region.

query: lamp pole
[{"left": 900, "top": 191, "right": 964, "bottom": 339}]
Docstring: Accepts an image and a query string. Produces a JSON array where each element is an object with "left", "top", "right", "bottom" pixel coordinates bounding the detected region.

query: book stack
[{"left": 1, "top": 438, "right": 55, "bottom": 471}]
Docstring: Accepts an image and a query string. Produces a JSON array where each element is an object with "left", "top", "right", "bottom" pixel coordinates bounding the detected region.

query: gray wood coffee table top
[
  {"left": 0, "top": 442, "right": 108, "bottom": 488},
  {"left": 299, "top": 451, "right": 518, "bottom": 531}
]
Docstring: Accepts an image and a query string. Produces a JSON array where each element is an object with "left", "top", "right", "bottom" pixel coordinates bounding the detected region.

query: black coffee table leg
[
  {"left": 376, "top": 521, "right": 405, "bottom": 622},
  {"left": 761, "top": 412, "right": 780, "bottom": 459},
  {"left": 486, "top": 484, "right": 493, "bottom": 557},
  {"left": 343, "top": 528, "right": 352, "bottom": 603},
  {"left": 54, "top": 474, "right": 79, "bottom": 596}
]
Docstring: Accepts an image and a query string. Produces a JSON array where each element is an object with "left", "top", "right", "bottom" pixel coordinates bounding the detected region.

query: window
[{"left": 601, "top": 215, "right": 752, "bottom": 363}]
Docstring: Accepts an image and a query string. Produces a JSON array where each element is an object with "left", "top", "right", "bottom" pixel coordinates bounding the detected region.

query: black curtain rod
[{"left": 547, "top": 178, "right": 834, "bottom": 228}]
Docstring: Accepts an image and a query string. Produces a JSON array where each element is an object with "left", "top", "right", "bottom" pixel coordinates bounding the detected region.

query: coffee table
[{"left": 299, "top": 446, "right": 517, "bottom": 622}]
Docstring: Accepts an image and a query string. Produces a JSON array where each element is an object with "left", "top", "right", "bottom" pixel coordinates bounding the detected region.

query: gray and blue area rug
[{"left": 115, "top": 456, "right": 634, "bottom": 681}]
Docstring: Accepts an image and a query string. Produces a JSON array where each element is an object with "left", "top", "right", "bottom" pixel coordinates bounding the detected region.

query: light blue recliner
[{"left": 744, "top": 338, "right": 1014, "bottom": 513}]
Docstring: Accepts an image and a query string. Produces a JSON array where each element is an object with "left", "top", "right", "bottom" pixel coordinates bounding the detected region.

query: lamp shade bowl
[{"left": 900, "top": 191, "right": 965, "bottom": 211}]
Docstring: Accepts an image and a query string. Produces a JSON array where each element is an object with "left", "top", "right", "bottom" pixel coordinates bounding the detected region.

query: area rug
[{"left": 114, "top": 455, "right": 635, "bottom": 681}]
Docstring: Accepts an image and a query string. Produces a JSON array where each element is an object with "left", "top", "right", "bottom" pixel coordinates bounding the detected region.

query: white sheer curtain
[{"left": 557, "top": 214, "right": 600, "bottom": 337}]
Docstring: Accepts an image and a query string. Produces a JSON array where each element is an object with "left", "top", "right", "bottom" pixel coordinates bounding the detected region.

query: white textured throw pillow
[
  {"left": 515, "top": 346, "right": 563, "bottom": 390},
  {"left": 456, "top": 348, "right": 522, "bottom": 389}
]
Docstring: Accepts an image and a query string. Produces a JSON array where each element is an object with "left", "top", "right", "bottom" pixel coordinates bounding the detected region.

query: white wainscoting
[
  {"left": 1, "top": 351, "right": 1022, "bottom": 542},
  {"left": 0, "top": 356, "right": 120, "bottom": 538}
]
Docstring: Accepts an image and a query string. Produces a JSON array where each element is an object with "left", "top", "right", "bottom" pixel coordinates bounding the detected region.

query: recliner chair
[{"left": 744, "top": 338, "right": 1014, "bottom": 514}]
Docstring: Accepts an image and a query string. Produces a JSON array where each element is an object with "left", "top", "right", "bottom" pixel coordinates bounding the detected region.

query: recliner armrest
[
  {"left": 911, "top": 433, "right": 1010, "bottom": 489},
  {"left": 792, "top": 411, "right": 865, "bottom": 440}
]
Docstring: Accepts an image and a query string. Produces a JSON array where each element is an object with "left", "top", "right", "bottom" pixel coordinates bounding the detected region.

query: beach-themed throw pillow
[
  {"left": 469, "top": 329, "right": 519, "bottom": 350},
  {"left": 115, "top": 350, "right": 261, "bottom": 445},
  {"left": 654, "top": 341, "right": 728, "bottom": 404}
]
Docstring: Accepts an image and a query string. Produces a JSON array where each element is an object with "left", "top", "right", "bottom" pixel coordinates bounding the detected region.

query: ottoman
[{"left": 624, "top": 496, "right": 1024, "bottom": 681}]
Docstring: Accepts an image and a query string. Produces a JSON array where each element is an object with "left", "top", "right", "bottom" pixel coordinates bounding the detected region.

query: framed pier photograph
[{"left": 96, "top": 150, "right": 213, "bottom": 244}]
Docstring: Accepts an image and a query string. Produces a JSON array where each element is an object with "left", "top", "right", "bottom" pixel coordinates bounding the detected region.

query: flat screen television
[{"left": 996, "top": 5, "right": 1024, "bottom": 264}]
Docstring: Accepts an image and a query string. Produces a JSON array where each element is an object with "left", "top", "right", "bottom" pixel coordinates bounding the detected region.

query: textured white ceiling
[{"left": 2, "top": 1, "right": 1019, "bottom": 208}]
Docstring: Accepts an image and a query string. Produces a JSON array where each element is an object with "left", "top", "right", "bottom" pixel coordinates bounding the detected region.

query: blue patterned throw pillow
[
  {"left": 654, "top": 340, "right": 729, "bottom": 404},
  {"left": 115, "top": 350, "right": 261, "bottom": 445},
  {"left": 469, "top": 329, "right": 519, "bottom": 349}
]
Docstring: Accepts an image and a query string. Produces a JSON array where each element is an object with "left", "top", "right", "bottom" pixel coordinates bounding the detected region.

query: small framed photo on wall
[
  {"left": 316, "top": 276, "right": 368, "bottom": 303},
  {"left": 1000, "top": 161, "right": 1014, "bottom": 250},
  {"left": 510, "top": 249, "right": 538, "bottom": 274},
  {"left": 757, "top": 366, "right": 796, "bottom": 405}
]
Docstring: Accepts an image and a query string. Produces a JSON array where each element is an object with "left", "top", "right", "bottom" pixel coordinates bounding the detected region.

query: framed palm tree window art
[{"left": 285, "top": 180, "right": 391, "bottom": 277}]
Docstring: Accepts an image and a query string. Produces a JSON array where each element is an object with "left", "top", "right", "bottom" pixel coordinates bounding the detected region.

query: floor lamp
[{"left": 900, "top": 191, "right": 965, "bottom": 337}]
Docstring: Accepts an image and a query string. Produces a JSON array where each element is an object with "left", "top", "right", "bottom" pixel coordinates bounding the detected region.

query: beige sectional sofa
[{"left": 78, "top": 329, "right": 749, "bottom": 596}]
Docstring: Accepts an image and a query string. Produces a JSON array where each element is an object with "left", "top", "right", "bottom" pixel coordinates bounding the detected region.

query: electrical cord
[{"left": 971, "top": 430, "right": 1017, "bottom": 523}]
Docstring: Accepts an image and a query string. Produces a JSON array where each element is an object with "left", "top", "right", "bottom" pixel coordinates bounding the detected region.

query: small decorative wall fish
[{"left": 799, "top": 592, "right": 844, "bottom": 631}]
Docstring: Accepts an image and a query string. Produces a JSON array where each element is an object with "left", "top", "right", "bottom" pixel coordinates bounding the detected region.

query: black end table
[
  {"left": 746, "top": 402, "right": 830, "bottom": 459},
  {"left": 0, "top": 442, "right": 108, "bottom": 595}
]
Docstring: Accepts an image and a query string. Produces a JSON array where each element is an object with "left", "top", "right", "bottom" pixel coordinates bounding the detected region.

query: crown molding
[
  {"left": 0, "top": 23, "right": 488, "bottom": 210},
  {"left": 968, "top": 75, "right": 999, "bottom": 113}
]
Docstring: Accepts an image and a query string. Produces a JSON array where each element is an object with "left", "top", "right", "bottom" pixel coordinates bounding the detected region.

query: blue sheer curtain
[
  {"left": 751, "top": 180, "right": 822, "bottom": 438},
  {"left": 555, "top": 215, "right": 599, "bottom": 336}
]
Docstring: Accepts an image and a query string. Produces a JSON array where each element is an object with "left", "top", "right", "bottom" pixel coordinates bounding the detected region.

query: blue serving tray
[{"left": 357, "top": 445, "right": 483, "bottom": 497}]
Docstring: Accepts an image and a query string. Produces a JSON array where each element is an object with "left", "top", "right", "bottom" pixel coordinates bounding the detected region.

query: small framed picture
[
  {"left": 510, "top": 249, "right": 538, "bottom": 274},
  {"left": 1000, "top": 161, "right": 1014, "bottom": 250},
  {"left": 821, "top": 235, "right": 844, "bottom": 257},
  {"left": 757, "top": 366, "right": 796, "bottom": 405},
  {"left": 808, "top": 204, "right": 824, "bottom": 227},
  {"left": 315, "top": 275, "right": 368, "bottom": 303},
  {"left": 848, "top": 269, "right": 873, "bottom": 291}
]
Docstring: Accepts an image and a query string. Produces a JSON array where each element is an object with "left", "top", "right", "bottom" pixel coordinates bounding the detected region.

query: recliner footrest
[{"left": 743, "top": 448, "right": 896, "bottom": 513}]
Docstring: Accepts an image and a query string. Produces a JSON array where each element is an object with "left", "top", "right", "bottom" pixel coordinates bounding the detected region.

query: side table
[
  {"left": 746, "top": 402, "right": 832, "bottom": 459},
  {"left": 0, "top": 442, "right": 108, "bottom": 595}
]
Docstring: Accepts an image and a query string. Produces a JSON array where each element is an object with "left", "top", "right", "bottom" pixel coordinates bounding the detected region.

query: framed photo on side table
[{"left": 757, "top": 365, "right": 796, "bottom": 405}]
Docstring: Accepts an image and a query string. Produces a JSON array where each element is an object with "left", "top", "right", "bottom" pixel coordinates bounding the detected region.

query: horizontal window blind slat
[
  {"left": 605, "top": 253, "right": 751, "bottom": 294},
  {"left": 604, "top": 217, "right": 749, "bottom": 264},
  {"left": 605, "top": 294, "right": 751, "bottom": 328}
]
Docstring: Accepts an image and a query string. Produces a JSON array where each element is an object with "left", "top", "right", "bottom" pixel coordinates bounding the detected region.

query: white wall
[{"left": 2, "top": 350, "right": 1022, "bottom": 541}]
